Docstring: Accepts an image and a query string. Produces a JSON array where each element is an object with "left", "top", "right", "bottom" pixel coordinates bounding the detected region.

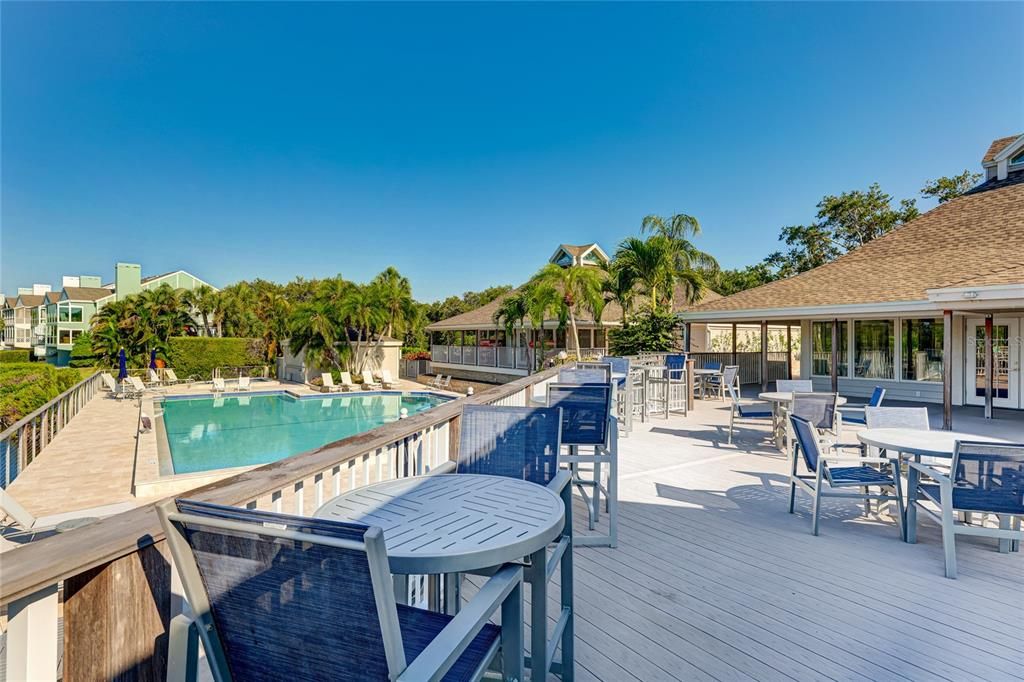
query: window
[
  {"left": 58, "top": 305, "right": 83, "bottom": 323},
  {"left": 854, "top": 320, "right": 895, "bottom": 379},
  {"left": 59, "top": 329, "right": 73, "bottom": 345},
  {"left": 1011, "top": 149, "right": 1024, "bottom": 166},
  {"left": 811, "top": 321, "right": 848, "bottom": 376},
  {"left": 594, "top": 328, "right": 606, "bottom": 348},
  {"left": 902, "top": 318, "right": 944, "bottom": 381}
]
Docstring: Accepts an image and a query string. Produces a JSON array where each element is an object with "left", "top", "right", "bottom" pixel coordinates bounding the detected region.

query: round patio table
[{"left": 314, "top": 473, "right": 564, "bottom": 575}]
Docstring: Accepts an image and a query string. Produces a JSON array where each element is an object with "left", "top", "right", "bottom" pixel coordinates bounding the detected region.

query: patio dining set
[
  {"left": 156, "top": 364, "right": 625, "bottom": 682},
  {"left": 727, "top": 377, "right": 1024, "bottom": 579}
]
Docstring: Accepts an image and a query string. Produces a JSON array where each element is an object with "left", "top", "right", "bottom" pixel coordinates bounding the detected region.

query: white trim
[
  {"left": 926, "top": 282, "right": 1024, "bottom": 305},
  {"left": 680, "top": 299, "right": 939, "bottom": 323},
  {"left": 987, "top": 134, "right": 1024, "bottom": 165}
]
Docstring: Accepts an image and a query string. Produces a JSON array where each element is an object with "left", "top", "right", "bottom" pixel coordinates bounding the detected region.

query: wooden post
[
  {"left": 830, "top": 319, "right": 839, "bottom": 394},
  {"left": 943, "top": 310, "right": 953, "bottom": 430},
  {"left": 760, "top": 320, "right": 769, "bottom": 392},
  {"left": 984, "top": 314, "right": 994, "bottom": 420},
  {"left": 786, "top": 325, "right": 793, "bottom": 379},
  {"left": 731, "top": 322, "right": 738, "bottom": 367},
  {"left": 684, "top": 322, "right": 692, "bottom": 353},
  {"left": 685, "top": 357, "right": 695, "bottom": 411}
]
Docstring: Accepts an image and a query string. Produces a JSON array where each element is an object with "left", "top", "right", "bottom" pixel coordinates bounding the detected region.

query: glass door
[{"left": 965, "top": 318, "right": 1020, "bottom": 408}]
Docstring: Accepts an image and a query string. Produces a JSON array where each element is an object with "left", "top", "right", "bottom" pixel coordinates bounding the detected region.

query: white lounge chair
[
  {"left": 1, "top": 489, "right": 135, "bottom": 545},
  {"left": 437, "top": 375, "right": 453, "bottom": 390},
  {"left": 212, "top": 377, "right": 226, "bottom": 393},
  {"left": 127, "top": 376, "right": 149, "bottom": 396},
  {"left": 321, "top": 373, "right": 343, "bottom": 393},
  {"left": 339, "top": 372, "right": 358, "bottom": 391},
  {"left": 238, "top": 376, "right": 252, "bottom": 391},
  {"left": 361, "top": 370, "right": 382, "bottom": 390},
  {"left": 101, "top": 372, "right": 124, "bottom": 399},
  {"left": 163, "top": 368, "right": 182, "bottom": 385},
  {"left": 380, "top": 369, "right": 396, "bottom": 389},
  {"left": 148, "top": 368, "right": 163, "bottom": 386}
]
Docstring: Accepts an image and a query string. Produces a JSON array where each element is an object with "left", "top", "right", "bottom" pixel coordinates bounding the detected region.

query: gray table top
[
  {"left": 856, "top": 428, "right": 1008, "bottom": 458},
  {"left": 692, "top": 368, "right": 721, "bottom": 375},
  {"left": 314, "top": 474, "right": 564, "bottom": 574},
  {"left": 758, "top": 391, "right": 848, "bottom": 406}
]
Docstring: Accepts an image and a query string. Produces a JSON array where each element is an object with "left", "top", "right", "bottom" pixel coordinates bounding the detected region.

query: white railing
[{"left": 0, "top": 366, "right": 561, "bottom": 680}]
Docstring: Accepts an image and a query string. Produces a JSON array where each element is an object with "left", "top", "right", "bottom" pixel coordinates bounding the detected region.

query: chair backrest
[
  {"left": 666, "top": 354, "right": 687, "bottom": 371},
  {"left": 868, "top": 386, "right": 886, "bottom": 407},
  {"left": 165, "top": 369, "right": 179, "bottom": 382},
  {"left": 212, "top": 377, "right": 225, "bottom": 390},
  {"left": 0, "top": 489, "right": 36, "bottom": 529},
  {"left": 340, "top": 372, "right": 355, "bottom": 386},
  {"left": 149, "top": 368, "right": 160, "bottom": 382},
  {"left": 362, "top": 370, "right": 376, "bottom": 385},
  {"left": 726, "top": 380, "right": 741, "bottom": 406},
  {"left": 604, "top": 356, "right": 630, "bottom": 383},
  {"left": 101, "top": 372, "right": 117, "bottom": 390},
  {"left": 791, "top": 392, "right": 837, "bottom": 430},
  {"left": 129, "top": 376, "right": 146, "bottom": 391},
  {"left": 951, "top": 442, "right": 1024, "bottom": 515},
  {"left": 776, "top": 379, "right": 813, "bottom": 393},
  {"left": 789, "top": 415, "right": 822, "bottom": 473},
  {"left": 722, "top": 365, "right": 739, "bottom": 389},
  {"left": 547, "top": 383, "right": 613, "bottom": 447},
  {"left": 158, "top": 499, "right": 405, "bottom": 682},
  {"left": 381, "top": 369, "right": 393, "bottom": 383},
  {"left": 322, "top": 372, "right": 335, "bottom": 387},
  {"left": 864, "top": 407, "right": 929, "bottom": 430},
  {"left": 457, "top": 404, "right": 562, "bottom": 485},
  {"left": 239, "top": 376, "right": 251, "bottom": 387},
  {"left": 703, "top": 361, "right": 722, "bottom": 371},
  {"left": 558, "top": 365, "right": 611, "bottom": 385}
]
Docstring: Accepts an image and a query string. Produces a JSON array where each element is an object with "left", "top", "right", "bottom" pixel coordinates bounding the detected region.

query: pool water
[{"left": 160, "top": 392, "right": 449, "bottom": 474}]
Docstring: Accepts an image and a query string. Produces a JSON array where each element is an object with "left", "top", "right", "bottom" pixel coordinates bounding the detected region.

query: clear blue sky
[{"left": 2, "top": 2, "right": 1021, "bottom": 301}]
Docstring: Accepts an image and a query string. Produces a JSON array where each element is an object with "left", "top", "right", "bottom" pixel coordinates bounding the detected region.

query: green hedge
[
  {"left": 166, "top": 337, "right": 269, "bottom": 380},
  {"left": 0, "top": 349, "right": 31, "bottom": 363},
  {"left": 0, "top": 363, "right": 85, "bottom": 429}
]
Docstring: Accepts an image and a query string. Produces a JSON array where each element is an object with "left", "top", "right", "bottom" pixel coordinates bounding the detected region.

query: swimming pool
[{"left": 158, "top": 391, "right": 450, "bottom": 474}]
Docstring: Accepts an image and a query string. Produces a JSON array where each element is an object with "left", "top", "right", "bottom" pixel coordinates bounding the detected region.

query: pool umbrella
[
  {"left": 150, "top": 349, "right": 158, "bottom": 370},
  {"left": 118, "top": 348, "right": 128, "bottom": 380}
]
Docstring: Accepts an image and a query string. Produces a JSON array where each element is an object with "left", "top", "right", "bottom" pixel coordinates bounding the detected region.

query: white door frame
[{"left": 964, "top": 317, "right": 1021, "bottom": 409}]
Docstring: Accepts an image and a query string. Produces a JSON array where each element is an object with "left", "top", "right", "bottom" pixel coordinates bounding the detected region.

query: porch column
[
  {"left": 785, "top": 325, "right": 793, "bottom": 379},
  {"left": 830, "top": 318, "right": 839, "bottom": 393},
  {"left": 943, "top": 310, "right": 953, "bottom": 430},
  {"left": 760, "top": 320, "right": 768, "bottom": 392},
  {"left": 985, "top": 314, "right": 994, "bottom": 420},
  {"left": 731, "top": 322, "right": 738, "bottom": 366},
  {"left": 684, "top": 322, "right": 692, "bottom": 353}
]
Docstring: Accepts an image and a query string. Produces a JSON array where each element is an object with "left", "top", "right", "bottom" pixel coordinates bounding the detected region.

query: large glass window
[
  {"left": 811, "top": 321, "right": 848, "bottom": 376},
  {"left": 59, "top": 305, "right": 83, "bottom": 322},
  {"left": 854, "top": 320, "right": 895, "bottom": 379},
  {"left": 902, "top": 318, "right": 944, "bottom": 381}
]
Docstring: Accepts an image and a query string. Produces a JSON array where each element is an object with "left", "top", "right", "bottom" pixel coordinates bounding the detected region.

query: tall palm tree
[
  {"left": 183, "top": 284, "right": 218, "bottom": 336},
  {"left": 337, "top": 284, "right": 387, "bottom": 373},
  {"left": 492, "top": 289, "right": 531, "bottom": 367},
  {"left": 527, "top": 264, "right": 605, "bottom": 353},
  {"left": 258, "top": 291, "right": 291, "bottom": 360},
  {"left": 600, "top": 260, "right": 637, "bottom": 317},
  {"left": 640, "top": 213, "right": 719, "bottom": 306},
  {"left": 288, "top": 300, "right": 344, "bottom": 371},
  {"left": 613, "top": 236, "right": 675, "bottom": 310},
  {"left": 372, "top": 267, "right": 414, "bottom": 339}
]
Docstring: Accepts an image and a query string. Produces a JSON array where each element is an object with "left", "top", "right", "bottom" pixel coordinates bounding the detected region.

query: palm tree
[
  {"left": 258, "top": 291, "right": 291, "bottom": 360},
  {"left": 527, "top": 264, "right": 605, "bottom": 353},
  {"left": 288, "top": 300, "right": 344, "bottom": 371},
  {"left": 600, "top": 260, "right": 637, "bottom": 317},
  {"left": 372, "top": 267, "right": 414, "bottom": 339},
  {"left": 337, "top": 284, "right": 387, "bottom": 373},
  {"left": 492, "top": 289, "right": 531, "bottom": 368},
  {"left": 640, "top": 213, "right": 719, "bottom": 306},
  {"left": 613, "top": 236, "right": 675, "bottom": 310},
  {"left": 183, "top": 285, "right": 218, "bottom": 336}
]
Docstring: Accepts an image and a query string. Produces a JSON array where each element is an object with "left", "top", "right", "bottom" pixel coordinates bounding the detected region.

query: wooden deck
[{"left": 519, "top": 398, "right": 1024, "bottom": 681}]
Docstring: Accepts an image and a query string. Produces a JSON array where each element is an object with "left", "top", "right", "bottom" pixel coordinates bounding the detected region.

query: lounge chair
[
  {"left": 1, "top": 490, "right": 133, "bottom": 544},
  {"left": 726, "top": 373, "right": 773, "bottom": 444},
  {"left": 361, "top": 370, "right": 382, "bottom": 390},
  {"left": 157, "top": 498, "right": 525, "bottom": 682},
  {"left": 838, "top": 386, "right": 886, "bottom": 426},
  {"left": 437, "top": 375, "right": 453, "bottom": 390},
  {"left": 907, "top": 441, "right": 1024, "bottom": 579},
  {"left": 321, "top": 372, "right": 343, "bottom": 393},
  {"left": 163, "top": 368, "right": 181, "bottom": 384},
  {"left": 101, "top": 372, "right": 124, "bottom": 399},
  {"left": 237, "top": 376, "right": 252, "bottom": 391},
  {"left": 428, "top": 374, "right": 444, "bottom": 389},
  {"left": 379, "top": 369, "right": 396, "bottom": 389},
  {"left": 339, "top": 371, "right": 358, "bottom": 391},
  {"left": 126, "top": 376, "right": 148, "bottom": 397},
  {"left": 211, "top": 377, "right": 226, "bottom": 393},
  {"left": 788, "top": 414, "right": 904, "bottom": 537},
  {"left": 148, "top": 368, "right": 163, "bottom": 386}
]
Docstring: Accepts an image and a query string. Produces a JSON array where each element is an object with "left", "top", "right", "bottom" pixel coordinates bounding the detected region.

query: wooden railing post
[{"left": 685, "top": 358, "right": 695, "bottom": 411}]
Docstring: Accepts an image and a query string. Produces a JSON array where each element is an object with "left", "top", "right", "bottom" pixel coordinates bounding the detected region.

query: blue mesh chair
[
  {"left": 787, "top": 415, "right": 904, "bottom": 536},
  {"left": 158, "top": 498, "right": 525, "bottom": 682},
  {"left": 604, "top": 356, "right": 629, "bottom": 387},
  {"left": 547, "top": 383, "right": 618, "bottom": 549},
  {"left": 907, "top": 441, "right": 1024, "bottom": 579},
  {"left": 790, "top": 392, "right": 840, "bottom": 444},
  {"left": 837, "top": 386, "right": 886, "bottom": 426},
  {"left": 455, "top": 405, "right": 574, "bottom": 681},
  {"left": 726, "top": 377, "right": 772, "bottom": 445},
  {"left": 701, "top": 361, "right": 725, "bottom": 400},
  {"left": 665, "top": 354, "right": 687, "bottom": 381}
]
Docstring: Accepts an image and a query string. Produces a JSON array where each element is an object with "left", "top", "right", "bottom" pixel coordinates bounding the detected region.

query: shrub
[
  {"left": 0, "top": 363, "right": 90, "bottom": 428},
  {"left": 166, "top": 337, "right": 269, "bottom": 380},
  {"left": 0, "top": 349, "right": 31, "bottom": 363},
  {"left": 69, "top": 331, "right": 99, "bottom": 368},
  {"left": 608, "top": 308, "right": 679, "bottom": 356},
  {"left": 403, "top": 350, "right": 431, "bottom": 360}
]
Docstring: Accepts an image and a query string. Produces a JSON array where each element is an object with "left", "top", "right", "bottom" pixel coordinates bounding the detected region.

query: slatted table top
[
  {"left": 857, "top": 428, "right": 1008, "bottom": 458},
  {"left": 314, "top": 474, "right": 564, "bottom": 574}
]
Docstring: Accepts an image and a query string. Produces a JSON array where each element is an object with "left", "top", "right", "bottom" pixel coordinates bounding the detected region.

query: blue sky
[{"left": 2, "top": 2, "right": 1021, "bottom": 301}]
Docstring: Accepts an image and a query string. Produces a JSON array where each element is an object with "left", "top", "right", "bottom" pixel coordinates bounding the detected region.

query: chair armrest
[
  {"left": 427, "top": 461, "right": 457, "bottom": 476},
  {"left": 830, "top": 443, "right": 867, "bottom": 454},
  {"left": 907, "top": 461, "right": 951, "bottom": 484},
  {"left": 822, "top": 456, "right": 894, "bottom": 465},
  {"left": 547, "top": 469, "right": 572, "bottom": 494},
  {"left": 398, "top": 564, "right": 523, "bottom": 682},
  {"left": 836, "top": 405, "right": 866, "bottom": 414}
]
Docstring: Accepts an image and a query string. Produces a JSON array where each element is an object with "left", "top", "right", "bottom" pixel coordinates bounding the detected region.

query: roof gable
[{"left": 982, "top": 134, "right": 1024, "bottom": 166}]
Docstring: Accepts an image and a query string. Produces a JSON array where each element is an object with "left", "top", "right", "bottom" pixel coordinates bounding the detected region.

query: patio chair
[
  {"left": 665, "top": 354, "right": 687, "bottom": 382},
  {"left": 237, "top": 376, "right": 251, "bottom": 391},
  {"left": 907, "top": 441, "right": 1024, "bottom": 579},
  {"left": 558, "top": 365, "right": 611, "bottom": 385},
  {"left": 776, "top": 379, "right": 813, "bottom": 393},
  {"left": 837, "top": 386, "right": 886, "bottom": 426},
  {"left": 380, "top": 369, "right": 396, "bottom": 389},
  {"left": 701, "top": 361, "right": 726, "bottom": 400},
  {"left": 788, "top": 414, "right": 904, "bottom": 537},
  {"left": 454, "top": 404, "right": 574, "bottom": 681},
  {"left": 790, "top": 392, "right": 840, "bottom": 438},
  {"left": 157, "top": 498, "right": 525, "bottom": 682},
  {"left": 339, "top": 371, "right": 358, "bottom": 391},
  {"left": 436, "top": 375, "right": 453, "bottom": 391},
  {"left": 726, "top": 377, "right": 772, "bottom": 445},
  {"left": 546, "top": 383, "right": 618, "bottom": 548},
  {"left": 361, "top": 370, "right": 382, "bottom": 390},
  {"left": 211, "top": 377, "right": 226, "bottom": 393}
]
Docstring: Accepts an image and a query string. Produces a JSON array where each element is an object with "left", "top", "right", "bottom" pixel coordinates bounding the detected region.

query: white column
[{"left": 6, "top": 584, "right": 59, "bottom": 681}]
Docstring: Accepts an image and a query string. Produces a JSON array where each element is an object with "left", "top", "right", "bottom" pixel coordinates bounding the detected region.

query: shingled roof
[
  {"left": 63, "top": 287, "right": 114, "bottom": 301},
  {"left": 687, "top": 171, "right": 1024, "bottom": 316},
  {"left": 982, "top": 134, "right": 1021, "bottom": 164}
]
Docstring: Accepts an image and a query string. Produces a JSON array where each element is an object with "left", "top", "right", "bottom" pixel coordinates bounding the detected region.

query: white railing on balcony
[
  {"left": 429, "top": 344, "right": 606, "bottom": 372},
  {"left": 0, "top": 367, "right": 561, "bottom": 681},
  {"left": 497, "top": 346, "right": 515, "bottom": 368}
]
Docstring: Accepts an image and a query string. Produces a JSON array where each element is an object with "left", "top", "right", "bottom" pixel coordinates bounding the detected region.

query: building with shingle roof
[{"left": 681, "top": 134, "right": 1024, "bottom": 424}]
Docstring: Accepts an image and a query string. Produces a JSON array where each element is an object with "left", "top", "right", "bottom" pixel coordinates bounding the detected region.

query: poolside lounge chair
[
  {"left": 101, "top": 372, "right": 124, "bottom": 399},
  {"left": 437, "top": 375, "right": 453, "bottom": 390},
  {"left": 339, "top": 371, "right": 358, "bottom": 392},
  {"left": 379, "top": 369, "right": 395, "bottom": 389},
  {"left": 1, "top": 490, "right": 133, "bottom": 545},
  {"left": 148, "top": 368, "right": 163, "bottom": 386},
  {"left": 157, "top": 498, "right": 525, "bottom": 682},
  {"left": 837, "top": 386, "right": 886, "bottom": 426},
  {"left": 361, "top": 370, "right": 382, "bottom": 390},
  {"left": 907, "top": 441, "right": 1024, "bottom": 579},
  {"left": 788, "top": 414, "right": 903, "bottom": 537},
  {"left": 237, "top": 376, "right": 251, "bottom": 391},
  {"left": 321, "top": 372, "right": 343, "bottom": 393},
  {"left": 726, "top": 373, "right": 772, "bottom": 444},
  {"left": 163, "top": 368, "right": 181, "bottom": 384},
  {"left": 453, "top": 404, "right": 574, "bottom": 680},
  {"left": 211, "top": 377, "right": 226, "bottom": 393},
  {"left": 126, "top": 376, "right": 149, "bottom": 396}
]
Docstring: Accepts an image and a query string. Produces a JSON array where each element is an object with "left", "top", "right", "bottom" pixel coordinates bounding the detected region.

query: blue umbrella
[
  {"left": 150, "top": 349, "right": 158, "bottom": 370},
  {"left": 118, "top": 348, "right": 128, "bottom": 380}
]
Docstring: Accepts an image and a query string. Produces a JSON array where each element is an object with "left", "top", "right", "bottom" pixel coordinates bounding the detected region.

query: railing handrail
[
  {"left": 0, "top": 365, "right": 560, "bottom": 605},
  {"left": 0, "top": 370, "right": 102, "bottom": 441}
]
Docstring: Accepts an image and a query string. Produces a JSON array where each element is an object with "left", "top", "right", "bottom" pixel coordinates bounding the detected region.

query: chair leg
[
  {"left": 906, "top": 462, "right": 920, "bottom": 544},
  {"left": 811, "top": 468, "right": 824, "bottom": 536},
  {"left": 891, "top": 475, "right": 905, "bottom": 541},
  {"left": 939, "top": 487, "right": 957, "bottom": 579},
  {"left": 500, "top": 577, "right": 524, "bottom": 682},
  {"left": 998, "top": 515, "right": 1011, "bottom": 554},
  {"left": 728, "top": 410, "right": 735, "bottom": 445},
  {"left": 528, "top": 547, "right": 548, "bottom": 680},
  {"left": 560, "top": 482, "right": 575, "bottom": 681}
]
